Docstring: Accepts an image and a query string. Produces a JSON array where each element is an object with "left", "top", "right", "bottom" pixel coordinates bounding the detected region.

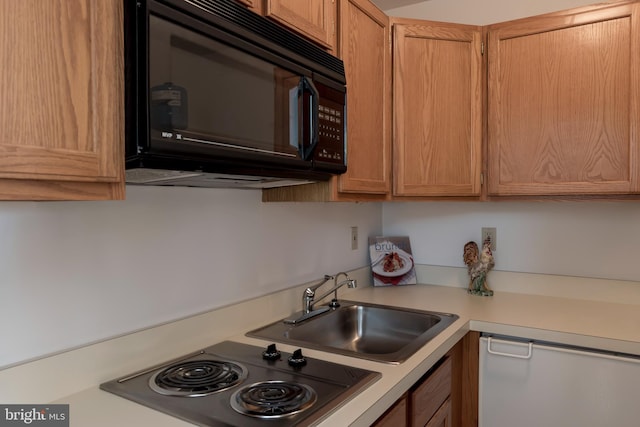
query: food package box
[{"left": 368, "top": 236, "right": 417, "bottom": 286}]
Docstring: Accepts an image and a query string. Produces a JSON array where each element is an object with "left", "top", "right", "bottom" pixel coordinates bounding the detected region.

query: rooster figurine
[{"left": 463, "top": 236, "right": 494, "bottom": 296}]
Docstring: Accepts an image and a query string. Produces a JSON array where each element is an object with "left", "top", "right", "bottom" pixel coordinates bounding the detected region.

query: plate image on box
[
  {"left": 369, "top": 236, "right": 417, "bottom": 286},
  {"left": 372, "top": 251, "right": 414, "bottom": 277}
]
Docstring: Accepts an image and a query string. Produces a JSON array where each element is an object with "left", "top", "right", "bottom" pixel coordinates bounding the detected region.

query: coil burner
[
  {"left": 231, "top": 380, "right": 317, "bottom": 418},
  {"left": 149, "top": 359, "right": 247, "bottom": 397}
]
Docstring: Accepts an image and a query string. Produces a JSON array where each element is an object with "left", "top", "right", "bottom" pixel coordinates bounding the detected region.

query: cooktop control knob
[
  {"left": 288, "top": 349, "right": 307, "bottom": 367},
  {"left": 262, "top": 343, "right": 281, "bottom": 361}
]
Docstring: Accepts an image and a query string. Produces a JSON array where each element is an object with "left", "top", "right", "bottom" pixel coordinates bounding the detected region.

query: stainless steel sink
[{"left": 247, "top": 301, "right": 459, "bottom": 364}]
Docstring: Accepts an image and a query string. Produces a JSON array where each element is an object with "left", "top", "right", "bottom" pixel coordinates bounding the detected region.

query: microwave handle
[{"left": 300, "top": 76, "right": 319, "bottom": 160}]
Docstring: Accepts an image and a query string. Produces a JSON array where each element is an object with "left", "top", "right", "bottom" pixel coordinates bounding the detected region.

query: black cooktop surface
[{"left": 100, "top": 341, "right": 380, "bottom": 426}]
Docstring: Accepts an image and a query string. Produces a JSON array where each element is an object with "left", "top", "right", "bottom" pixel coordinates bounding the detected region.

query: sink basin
[{"left": 247, "top": 301, "right": 458, "bottom": 364}]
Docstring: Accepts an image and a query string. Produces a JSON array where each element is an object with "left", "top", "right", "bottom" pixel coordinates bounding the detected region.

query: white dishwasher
[{"left": 479, "top": 335, "right": 640, "bottom": 427}]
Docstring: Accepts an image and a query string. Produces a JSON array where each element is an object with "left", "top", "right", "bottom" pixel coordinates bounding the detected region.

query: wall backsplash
[
  {"left": 3, "top": 185, "right": 640, "bottom": 369},
  {"left": 383, "top": 201, "right": 640, "bottom": 283},
  {"left": 0, "top": 186, "right": 382, "bottom": 368}
]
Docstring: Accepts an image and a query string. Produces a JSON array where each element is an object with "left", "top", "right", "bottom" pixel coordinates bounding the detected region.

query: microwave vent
[{"left": 126, "top": 168, "right": 315, "bottom": 189}]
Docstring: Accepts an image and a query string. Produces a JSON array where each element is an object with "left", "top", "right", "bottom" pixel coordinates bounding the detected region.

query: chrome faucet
[
  {"left": 305, "top": 272, "right": 357, "bottom": 312},
  {"left": 302, "top": 274, "right": 334, "bottom": 314},
  {"left": 284, "top": 272, "right": 357, "bottom": 324}
]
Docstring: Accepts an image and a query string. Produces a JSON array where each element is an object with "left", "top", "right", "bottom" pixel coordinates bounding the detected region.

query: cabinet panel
[
  {"left": 373, "top": 393, "right": 408, "bottom": 427},
  {"left": 487, "top": 2, "right": 640, "bottom": 195},
  {"left": 425, "top": 398, "right": 452, "bottom": 427},
  {"left": 411, "top": 356, "right": 452, "bottom": 426},
  {"left": 337, "top": 0, "right": 391, "bottom": 195},
  {"left": 0, "top": 0, "right": 124, "bottom": 200},
  {"left": 393, "top": 20, "right": 483, "bottom": 197},
  {"left": 266, "top": 0, "right": 335, "bottom": 49}
]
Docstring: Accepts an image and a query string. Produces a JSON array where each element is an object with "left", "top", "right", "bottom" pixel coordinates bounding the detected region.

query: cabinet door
[
  {"left": 487, "top": 2, "right": 640, "bottom": 196},
  {"left": 425, "top": 398, "right": 452, "bottom": 427},
  {"left": 265, "top": 0, "right": 335, "bottom": 50},
  {"left": 372, "top": 393, "right": 408, "bottom": 427},
  {"left": 411, "top": 356, "right": 452, "bottom": 426},
  {"left": 392, "top": 20, "right": 483, "bottom": 197},
  {"left": 337, "top": 0, "right": 391, "bottom": 195},
  {"left": 0, "top": 0, "right": 124, "bottom": 200}
]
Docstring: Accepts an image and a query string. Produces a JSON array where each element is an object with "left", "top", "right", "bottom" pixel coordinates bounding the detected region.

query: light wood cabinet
[
  {"left": 335, "top": 0, "right": 392, "bottom": 196},
  {"left": 391, "top": 19, "right": 483, "bottom": 197},
  {"left": 0, "top": 0, "right": 124, "bottom": 200},
  {"left": 262, "top": 0, "right": 391, "bottom": 202},
  {"left": 487, "top": 1, "right": 640, "bottom": 196},
  {"left": 264, "top": 1, "right": 640, "bottom": 202},
  {"left": 264, "top": 0, "right": 336, "bottom": 50}
]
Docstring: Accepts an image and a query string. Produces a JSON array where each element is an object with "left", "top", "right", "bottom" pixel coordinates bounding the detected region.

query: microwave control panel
[
  {"left": 317, "top": 103, "right": 344, "bottom": 163},
  {"left": 315, "top": 82, "right": 346, "bottom": 166}
]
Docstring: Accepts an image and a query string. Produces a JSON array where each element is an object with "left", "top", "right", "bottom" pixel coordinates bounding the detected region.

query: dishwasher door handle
[{"left": 487, "top": 337, "right": 533, "bottom": 359}]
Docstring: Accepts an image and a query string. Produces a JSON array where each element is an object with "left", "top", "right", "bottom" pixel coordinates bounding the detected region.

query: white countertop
[{"left": 50, "top": 282, "right": 640, "bottom": 427}]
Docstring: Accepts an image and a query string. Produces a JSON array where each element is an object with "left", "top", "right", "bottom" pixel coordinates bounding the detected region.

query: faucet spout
[
  {"left": 310, "top": 272, "right": 357, "bottom": 310},
  {"left": 285, "top": 272, "right": 357, "bottom": 325},
  {"left": 302, "top": 275, "right": 333, "bottom": 314}
]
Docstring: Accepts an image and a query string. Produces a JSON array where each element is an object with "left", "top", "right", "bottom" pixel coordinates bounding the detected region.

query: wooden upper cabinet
[
  {"left": 265, "top": 0, "right": 336, "bottom": 50},
  {"left": 487, "top": 2, "right": 640, "bottom": 196},
  {"left": 392, "top": 20, "right": 483, "bottom": 197},
  {"left": 0, "top": 0, "right": 124, "bottom": 200},
  {"left": 337, "top": 0, "right": 391, "bottom": 195}
]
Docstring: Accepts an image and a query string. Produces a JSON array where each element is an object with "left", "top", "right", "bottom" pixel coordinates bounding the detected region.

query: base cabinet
[
  {"left": 411, "top": 357, "right": 452, "bottom": 426},
  {"left": 374, "top": 393, "right": 409, "bottom": 427},
  {"left": 425, "top": 398, "right": 452, "bottom": 427},
  {"left": 373, "top": 331, "right": 479, "bottom": 427}
]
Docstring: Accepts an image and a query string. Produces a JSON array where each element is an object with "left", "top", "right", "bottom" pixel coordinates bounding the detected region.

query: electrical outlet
[
  {"left": 481, "top": 227, "right": 497, "bottom": 251},
  {"left": 351, "top": 226, "right": 358, "bottom": 250}
]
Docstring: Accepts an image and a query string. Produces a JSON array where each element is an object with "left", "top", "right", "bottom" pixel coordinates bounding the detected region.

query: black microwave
[{"left": 124, "top": 0, "right": 347, "bottom": 188}]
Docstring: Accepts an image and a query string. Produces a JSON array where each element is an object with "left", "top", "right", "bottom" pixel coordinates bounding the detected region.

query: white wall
[
  {"left": 4, "top": 191, "right": 640, "bottom": 369},
  {"left": 0, "top": 186, "right": 381, "bottom": 368},
  {"left": 375, "top": 0, "right": 609, "bottom": 24},
  {"left": 383, "top": 201, "right": 640, "bottom": 282}
]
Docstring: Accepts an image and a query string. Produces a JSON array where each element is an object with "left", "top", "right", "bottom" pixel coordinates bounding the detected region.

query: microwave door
[{"left": 147, "top": 15, "right": 310, "bottom": 164}]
